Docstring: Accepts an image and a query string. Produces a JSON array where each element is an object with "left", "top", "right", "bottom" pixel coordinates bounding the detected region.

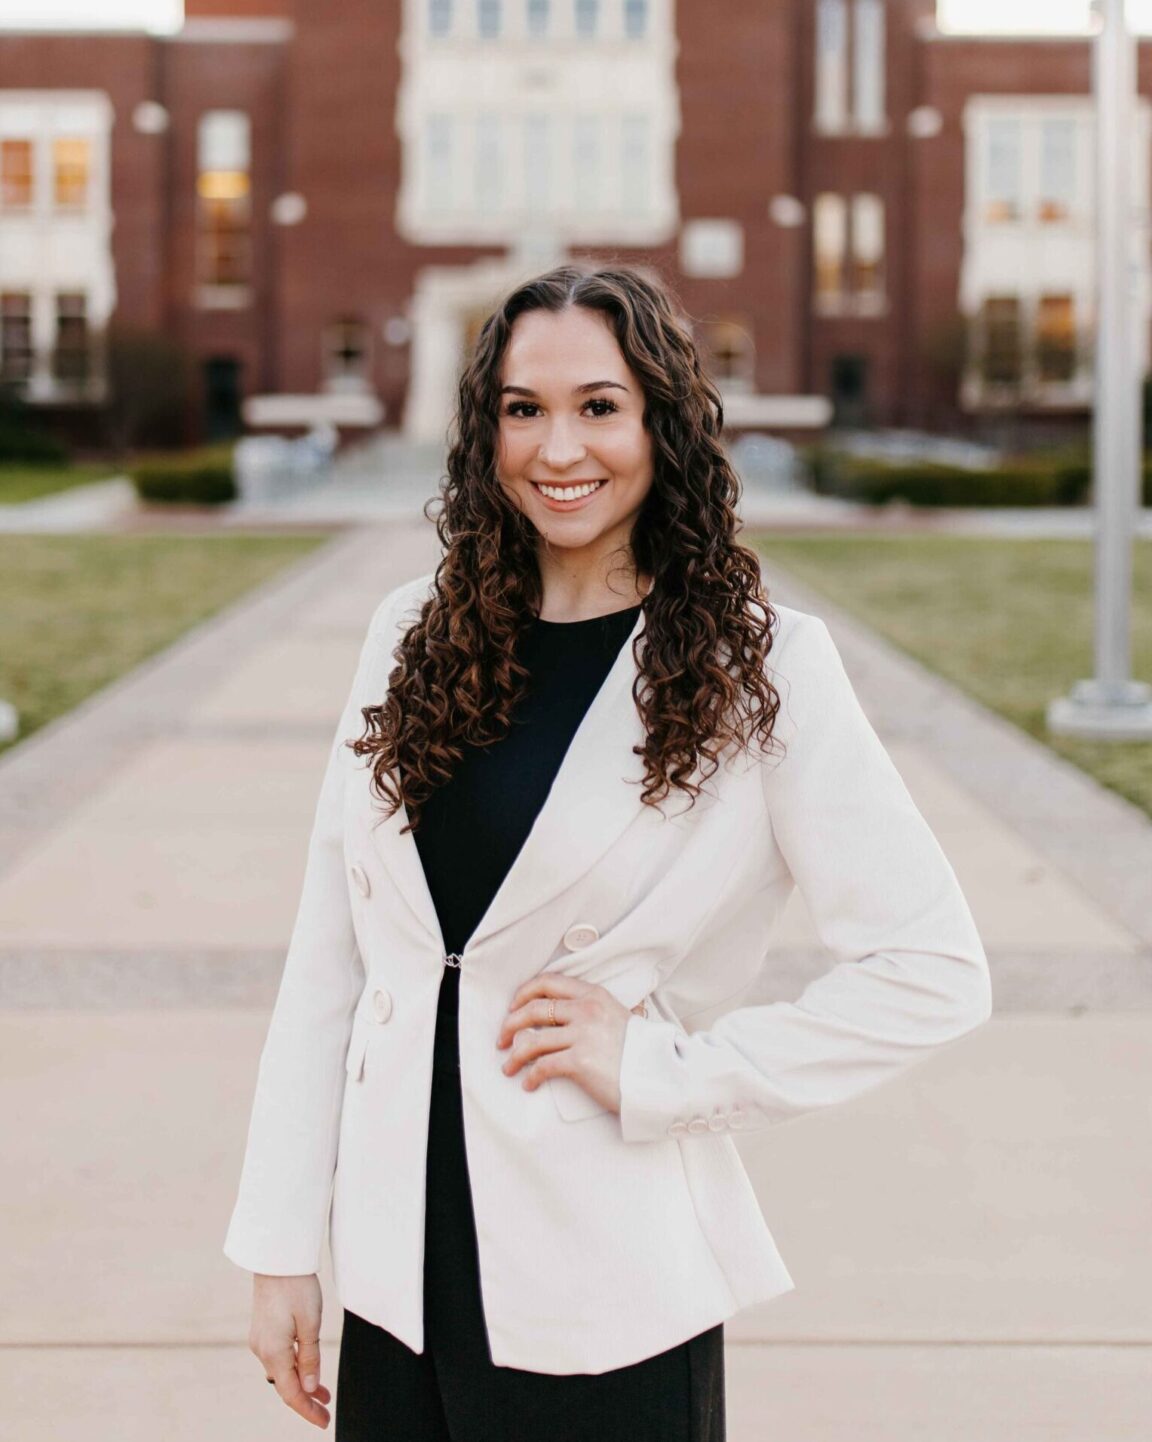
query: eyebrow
[{"left": 499, "top": 380, "right": 630, "bottom": 397}]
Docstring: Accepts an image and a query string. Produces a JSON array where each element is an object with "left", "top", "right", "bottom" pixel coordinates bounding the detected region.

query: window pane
[
  {"left": 851, "top": 193, "right": 885, "bottom": 297},
  {"left": 815, "top": 0, "right": 849, "bottom": 132},
  {"left": 624, "top": 0, "right": 647, "bottom": 39},
  {"left": 575, "top": 0, "right": 599, "bottom": 38},
  {"left": 527, "top": 0, "right": 549, "bottom": 37},
  {"left": 0, "top": 292, "right": 34, "bottom": 383},
  {"left": 985, "top": 117, "right": 1023, "bottom": 222},
  {"left": 853, "top": 0, "right": 886, "bottom": 130},
  {"left": 429, "top": 0, "right": 453, "bottom": 36},
  {"left": 621, "top": 114, "right": 649, "bottom": 212},
  {"left": 1039, "top": 117, "right": 1076, "bottom": 222},
  {"left": 981, "top": 295, "right": 1022, "bottom": 383},
  {"left": 813, "top": 192, "right": 847, "bottom": 300},
  {"left": 1, "top": 140, "right": 34, "bottom": 209},
  {"left": 524, "top": 113, "right": 550, "bottom": 209},
  {"left": 474, "top": 113, "right": 502, "bottom": 211},
  {"left": 573, "top": 115, "right": 600, "bottom": 211},
  {"left": 53, "top": 137, "right": 90, "bottom": 209},
  {"left": 477, "top": 0, "right": 500, "bottom": 38},
  {"left": 426, "top": 113, "right": 453, "bottom": 210},
  {"left": 54, "top": 290, "right": 90, "bottom": 383},
  {"left": 1037, "top": 294, "right": 1076, "bottom": 381},
  {"left": 324, "top": 318, "right": 371, "bottom": 385},
  {"left": 198, "top": 111, "right": 250, "bottom": 172}
]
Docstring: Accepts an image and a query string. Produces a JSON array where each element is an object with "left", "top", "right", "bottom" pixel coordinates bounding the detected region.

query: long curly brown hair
[{"left": 349, "top": 263, "right": 783, "bottom": 832}]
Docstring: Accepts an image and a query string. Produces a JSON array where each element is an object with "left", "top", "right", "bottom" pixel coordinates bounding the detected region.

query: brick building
[{"left": 0, "top": 1, "right": 1146, "bottom": 447}]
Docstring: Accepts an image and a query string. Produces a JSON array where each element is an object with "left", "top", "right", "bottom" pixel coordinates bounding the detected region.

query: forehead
[{"left": 500, "top": 306, "right": 629, "bottom": 384}]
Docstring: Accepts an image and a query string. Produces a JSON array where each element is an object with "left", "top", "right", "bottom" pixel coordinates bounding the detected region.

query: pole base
[{"left": 1047, "top": 678, "right": 1152, "bottom": 739}]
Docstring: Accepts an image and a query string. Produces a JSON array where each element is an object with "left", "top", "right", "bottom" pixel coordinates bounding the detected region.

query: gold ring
[{"left": 547, "top": 998, "right": 558, "bottom": 1026}]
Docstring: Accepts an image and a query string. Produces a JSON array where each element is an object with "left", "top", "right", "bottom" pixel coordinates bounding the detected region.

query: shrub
[
  {"left": 0, "top": 385, "right": 70, "bottom": 465},
  {"left": 128, "top": 448, "right": 236, "bottom": 506},
  {"left": 803, "top": 447, "right": 1088, "bottom": 507}
]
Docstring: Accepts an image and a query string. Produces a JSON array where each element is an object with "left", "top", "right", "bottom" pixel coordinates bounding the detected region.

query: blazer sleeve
[
  {"left": 616, "top": 611, "right": 993, "bottom": 1145},
  {"left": 221, "top": 588, "right": 400, "bottom": 1275}
]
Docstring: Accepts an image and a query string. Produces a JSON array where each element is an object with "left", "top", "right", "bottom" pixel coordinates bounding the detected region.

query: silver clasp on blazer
[{"left": 444, "top": 953, "right": 463, "bottom": 968}]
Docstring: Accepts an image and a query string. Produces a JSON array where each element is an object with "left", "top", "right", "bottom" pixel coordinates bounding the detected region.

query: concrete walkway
[{"left": 1, "top": 516, "right": 1149, "bottom": 1439}]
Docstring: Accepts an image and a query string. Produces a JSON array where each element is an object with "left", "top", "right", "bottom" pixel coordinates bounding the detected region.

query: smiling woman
[{"left": 223, "top": 262, "right": 991, "bottom": 1442}]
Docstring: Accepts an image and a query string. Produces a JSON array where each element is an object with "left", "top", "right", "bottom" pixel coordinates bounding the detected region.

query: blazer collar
[{"left": 366, "top": 606, "right": 649, "bottom": 955}]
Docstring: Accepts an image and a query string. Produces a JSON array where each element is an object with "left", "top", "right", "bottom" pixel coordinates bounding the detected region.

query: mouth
[{"left": 529, "top": 478, "right": 608, "bottom": 509}]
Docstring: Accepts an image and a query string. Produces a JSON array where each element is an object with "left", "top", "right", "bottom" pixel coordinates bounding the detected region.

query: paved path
[{"left": 1, "top": 515, "right": 1149, "bottom": 1439}]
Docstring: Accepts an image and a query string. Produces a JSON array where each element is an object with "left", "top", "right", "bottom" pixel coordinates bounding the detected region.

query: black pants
[{"left": 335, "top": 979, "right": 726, "bottom": 1441}]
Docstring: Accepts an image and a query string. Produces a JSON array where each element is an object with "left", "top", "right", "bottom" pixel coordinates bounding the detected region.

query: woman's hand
[
  {"left": 249, "top": 1273, "right": 331, "bottom": 1429},
  {"left": 497, "top": 972, "right": 647, "bottom": 1113}
]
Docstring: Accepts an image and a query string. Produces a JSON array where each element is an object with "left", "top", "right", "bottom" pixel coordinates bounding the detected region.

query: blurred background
[{"left": 0, "top": 3, "right": 1149, "bottom": 1440}]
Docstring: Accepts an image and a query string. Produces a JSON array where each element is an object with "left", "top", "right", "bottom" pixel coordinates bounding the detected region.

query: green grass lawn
[
  {"left": 0, "top": 461, "right": 125, "bottom": 505},
  {"left": 0, "top": 532, "right": 335, "bottom": 755},
  {"left": 752, "top": 534, "right": 1152, "bottom": 821}
]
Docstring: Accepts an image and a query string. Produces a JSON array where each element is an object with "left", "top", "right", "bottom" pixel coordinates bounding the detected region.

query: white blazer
[{"left": 223, "top": 571, "right": 992, "bottom": 1375}]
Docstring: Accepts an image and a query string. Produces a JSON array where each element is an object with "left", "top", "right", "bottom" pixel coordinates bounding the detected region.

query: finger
[
  {"left": 295, "top": 1329, "right": 322, "bottom": 1395},
  {"left": 507, "top": 971, "right": 590, "bottom": 1013},
  {"left": 502, "top": 1024, "right": 573, "bottom": 1078},
  {"left": 499, "top": 995, "right": 576, "bottom": 1047},
  {"left": 519, "top": 1045, "right": 577, "bottom": 1092},
  {"left": 278, "top": 1367, "right": 332, "bottom": 1427}
]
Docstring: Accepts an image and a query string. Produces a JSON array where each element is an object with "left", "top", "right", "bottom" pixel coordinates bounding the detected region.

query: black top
[{"left": 409, "top": 602, "right": 643, "bottom": 1071}]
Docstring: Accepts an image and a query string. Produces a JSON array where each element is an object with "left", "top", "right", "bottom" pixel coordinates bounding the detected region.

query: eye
[{"left": 501, "top": 397, "right": 620, "bottom": 419}]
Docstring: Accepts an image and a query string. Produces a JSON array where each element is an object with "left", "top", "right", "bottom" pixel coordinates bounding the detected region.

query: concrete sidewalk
[{"left": 1, "top": 517, "right": 1149, "bottom": 1440}]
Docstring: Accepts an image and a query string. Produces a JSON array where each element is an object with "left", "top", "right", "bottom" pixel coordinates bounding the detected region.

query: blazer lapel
[{"left": 365, "top": 607, "right": 649, "bottom": 953}]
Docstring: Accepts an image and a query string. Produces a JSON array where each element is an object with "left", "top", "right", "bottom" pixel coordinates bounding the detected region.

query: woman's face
[{"left": 495, "top": 305, "right": 654, "bottom": 563}]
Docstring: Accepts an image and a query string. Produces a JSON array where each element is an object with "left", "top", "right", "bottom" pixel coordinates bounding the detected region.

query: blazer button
[
  {"left": 563, "top": 922, "right": 599, "bottom": 951},
  {"left": 667, "top": 1120, "right": 689, "bottom": 1137},
  {"left": 687, "top": 1116, "right": 709, "bottom": 1134},
  {"left": 350, "top": 864, "right": 371, "bottom": 898},
  {"left": 727, "top": 1109, "right": 748, "bottom": 1129},
  {"left": 372, "top": 988, "right": 393, "bottom": 1023},
  {"left": 707, "top": 1114, "right": 728, "bottom": 1131}
]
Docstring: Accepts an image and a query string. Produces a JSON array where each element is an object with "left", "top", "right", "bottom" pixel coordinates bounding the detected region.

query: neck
[{"left": 535, "top": 553, "right": 651, "bottom": 623}]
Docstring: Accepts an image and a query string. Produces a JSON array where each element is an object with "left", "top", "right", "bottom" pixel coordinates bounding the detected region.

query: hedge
[
  {"left": 803, "top": 448, "right": 1152, "bottom": 507},
  {"left": 128, "top": 448, "right": 236, "bottom": 506}
]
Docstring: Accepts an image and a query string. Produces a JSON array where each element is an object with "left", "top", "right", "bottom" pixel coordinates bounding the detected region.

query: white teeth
[{"left": 535, "top": 480, "right": 605, "bottom": 500}]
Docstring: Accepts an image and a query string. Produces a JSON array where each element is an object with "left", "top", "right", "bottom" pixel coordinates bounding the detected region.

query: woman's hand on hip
[
  {"left": 249, "top": 1272, "right": 331, "bottom": 1428},
  {"left": 496, "top": 972, "right": 647, "bottom": 1113}
]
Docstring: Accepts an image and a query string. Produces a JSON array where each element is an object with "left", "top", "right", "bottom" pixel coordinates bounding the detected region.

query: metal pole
[{"left": 1047, "top": 0, "right": 1152, "bottom": 740}]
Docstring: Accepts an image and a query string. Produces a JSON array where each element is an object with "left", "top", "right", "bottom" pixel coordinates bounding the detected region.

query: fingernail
[{"left": 303, "top": 1374, "right": 317, "bottom": 1391}]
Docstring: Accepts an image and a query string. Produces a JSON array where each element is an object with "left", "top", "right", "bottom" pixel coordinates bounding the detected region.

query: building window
[
  {"left": 524, "top": 113, "right": 551, "bottom": 209},
  {"left": 850, "top": 193, "right": 885, "bottom": 301},
  {"left": 526, "top": 0, "right": 549, "bottom": 37},
  {"left": 477, "top": 0, "right": 501, "bottom": 38},
  {"left": 429, "top": 0, "right": 453, "bottom": 36},
  {"left": 1, "top": 139, "right": 34, "bottom": 210},
  {"left": 1036, "top": 294, "right": 1077, "bottom": 382},
  {"left": 697, "top": 318, "right": 755, "bottom": 392},
  {"left": 852, "top": 0, "right": 885, "bottom": 132},
  {"left": 623, "top": 0, "right": 648, "bottom": 39},
  {"left": 425, "top": 113, "right": 454, "bottom": 210},
  {"left": 814, "top": 192, "right": 885, "bottom": 313},
  {"left": 984, "top": 116, "right": 1023, "bottom": 223},
  {"left": 53, "top": 291, "right": 91, "bottom": 385},
  {"left": 474, "top": 113, "right": 502, "bottom": 211},
  {"left": 575, "top": 0, "right": 599, "bottom": 38},
  {"left": 815, "top": 0, "right": 885, "bottom": 134},
  {"left": 53, "top": 137, "right": 90, "bottom": 210},
  {"left": 0, "top": 292, "right": 33, "bottom": 384},
  {"left": 323, "top": 318, "right": 372, "bottom": 391},
  {"left": 621, "top": 114, "right": 649, "bottom": 212},
  {"left": 196, "top": 111, "right": 252, "bottom": 291},
  {"left": 572, "top": 115, "right": 601, "bottom": 211},
  {"left": 815, "top": 0, "right": 849, "bottom": 133},
  {"left": 1038, "top": 117, "right": 1076, "bottom": 223},
  {"left": 979, "top": 296, "right": 1023, "bottom": 385},
  {"left": 814, "top": 192, "right": 848, "bottom": 303}
]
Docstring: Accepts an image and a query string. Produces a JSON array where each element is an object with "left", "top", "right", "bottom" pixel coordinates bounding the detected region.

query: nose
[{"left": 537, "top": 415, "right": 588, "bottom": 472}]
